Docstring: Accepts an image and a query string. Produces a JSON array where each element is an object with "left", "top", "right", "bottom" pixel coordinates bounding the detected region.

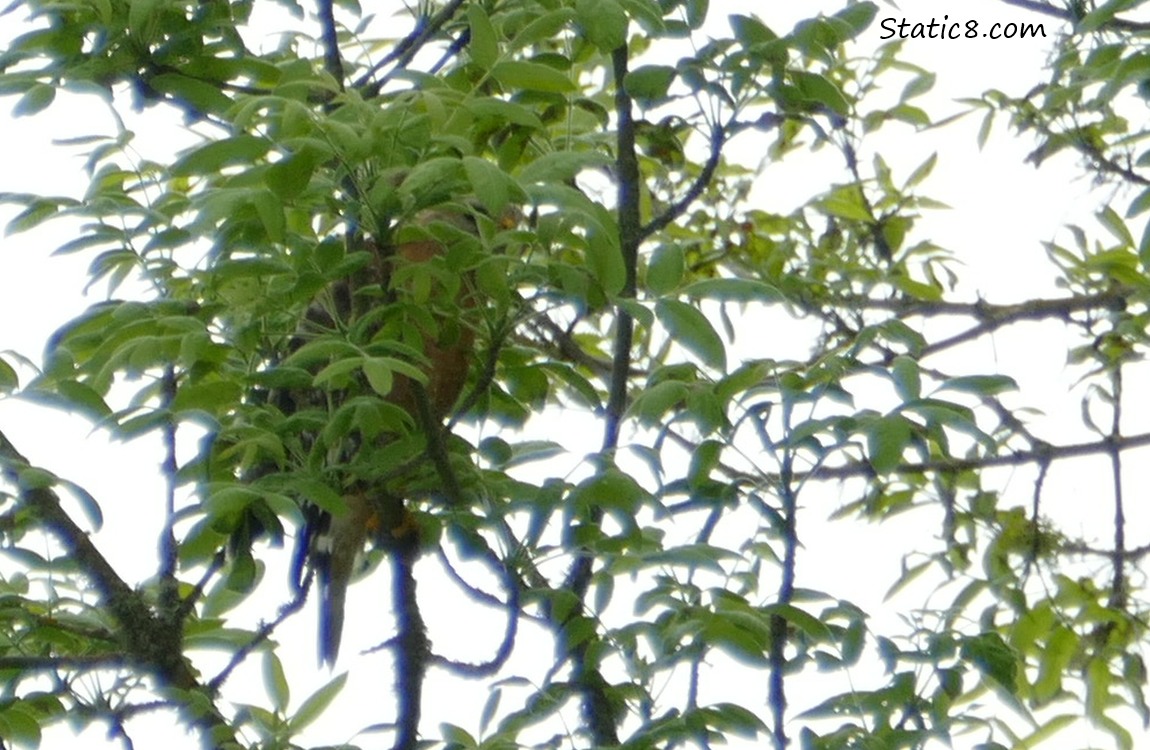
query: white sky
[{"left": 2, "top": 0, "right": 1147, "bottom": 748}]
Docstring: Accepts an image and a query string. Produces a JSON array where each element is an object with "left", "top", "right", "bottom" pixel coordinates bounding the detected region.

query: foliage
[{"left": 2, "top": 0, "right": 1150, "bottom": 749}]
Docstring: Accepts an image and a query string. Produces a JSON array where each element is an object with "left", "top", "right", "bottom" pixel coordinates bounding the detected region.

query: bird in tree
[{"left": 284, "top": 205, "right": 481, "bottom": 665}]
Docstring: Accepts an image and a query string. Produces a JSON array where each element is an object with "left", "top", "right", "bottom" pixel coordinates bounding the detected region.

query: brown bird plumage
[{"left": 304, "top": 207, "right": 479, "bottom": 666}]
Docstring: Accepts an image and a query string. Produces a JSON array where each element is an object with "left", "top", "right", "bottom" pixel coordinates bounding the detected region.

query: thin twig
[
  {"left": 641, "top": 122, "right": 726, "bottom": 240},
  {"left": 0, "top": 429, "right": 236, "bottom": 748},
  {"left": 356, "top": 0, "right": 469, "bottom": 98},
  {"left": 998, "top": 0, "right": 1150, "bottom": 32}
]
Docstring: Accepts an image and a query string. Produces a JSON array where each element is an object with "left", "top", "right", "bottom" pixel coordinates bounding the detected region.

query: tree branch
[
  {"left": 356, "top": 0, "right": 469, "bottom": 99},
  {"left": 390, "top": 537, "right": 428, "bottom": 750},
  {"left": 998, "top": 0, "right": 1150, "bottom": 32},
  {"left": 317, "top": 0, "right": 345, "bottom": 89},
  {"left": 0, "top": 429, "right": 235, "bottom": 749},
  {"left": 803, "top": 431, "right": 1150, "bottom": 482},
  {"left": 641, "top": 122, "right": 726, "bottom": 240},
  {"left": 430, "top": 544, "right": 519, "bottom": 678}
]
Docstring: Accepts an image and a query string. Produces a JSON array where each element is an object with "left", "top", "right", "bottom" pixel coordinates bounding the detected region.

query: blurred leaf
[
  {"left": 625, "top": 65, "right": 676, "bottom": 105},
  {"left": 492, "top": 61, "right": 575, "bottom": 93},
  {"left": 288, "top": 672, "right": 347, "bottom": 732},
  {"left": 576, "top": 0, "right": 628, "bottom": 52},
  {"left": 172, "top": 136, "right": 270, "bottom": 177},
  {"left": 961, "top": 632, "right": 1018, "bottom": 689},
  {"left": 865, "top": 415, "right": 911, "bottom": 474},
  {"left": 890, "top": 355, "right": 921, "bottom": 401},
  {"left": 655, "top": 299, "right": 727, "bottom": 370},
  {"left": 13, "top": 83, "right": 54, "bottom": 116},
  {"left": 468, "top": 4, "right": 499, "bottom": 69},
  {"left": 647, "top": 244, "right": 684, "bottom": 294},
  {"left": 791, "top": 71, "right": 850, "bottom": 116}
]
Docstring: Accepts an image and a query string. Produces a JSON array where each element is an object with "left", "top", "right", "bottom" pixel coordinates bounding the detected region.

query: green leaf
[
  {"left": 4, "top": 197, "right": 71, "bottom": 234},
  {"left": 865, "top": 415, "right": 911, "bottom": 474},
  {"left": 629, "top": 380, "right": 689, "bottom": 424},
  {"left": 762, "top": 603, "right": 832, "bottom": 641},
  {"left": 504, "top": 440, "right": 567, "bottom": 469},
  {"left": 576, "top": 0, "right": 628, "bottom": 52},
  {"left": 508, "top": 9, "right": 576, "bottom": 51},
  {"left": 362, "top": 356, "right": 393, "bottom": 397},
  {"left": 440, "top": 723, "right": 478, "bottom": 749},
  {"left": 399, "top": 156, "right": 467, "bottom": 208},
  {"left": 0, "top": 356, "right": 17, "bottom": 394},
  {"left": 655, "top": 299, "right": 727, "bottom": 370},
  {"left": 791, "top": 71, "right": 850, "bottom": 116},
  {"left": 570, "top": 467, "right": 651, "bottom": 515},
  {"left": 536, "top": 362, "right": 602, "bottom": 410},
  {"left": 172, "top": 380, "right": 243, "bottom": 414},
  {"left": 977, "top": 108, "right": 996, "bottom": 150},
  {"left": 1098, "top": 205, "right": 1134, "bottom": 246},
  {"left": 13, "top": 83, "right": 54, "bottom": 117},
  {"left": 293, "top": 479, "right": 345, "bottom": 517},
  {"left": 464, "top": 156, "right": 522, "bottom": 216},
  {"left": 464, "top": 97, "right": 544, "bottom": 129},
  {"left": 288, "top": 672, "right": 347, "bottom": 732},
  {"left": 1079, "top": 0, "right": 1140, "bottom": 33},
  {"left": 904, "top": 152, "right": 937, "bottom": 189},
  {"left": 479, "top": 688, "right": 502, "bottom": 734},
  {"left": 624, "top": 65, "right": 676, "bottom": 105},
  {"left": 263, "top": 650, "right": 290, "bottom": 713},
  {"left": 249, "top": 189, "right": 286, "bottom": 243},
  {"left": 617, "top": 0, "right": 663, "bottom": 33},
  {"left": 892, "top": 275, "right": 942, "bottom": 301},
  {"left": 0, "top": 703, "right": 41, "bottom": 748},
  {"left": 585, "top": 220, "right": 626, "bottom": 295},
  {"left": 313, "top": 356, "right": 364, "bottom": 388},
  {"left": 1094, "top": 715, "right": 1134, "bottom": 750},
  {"left": 18, "top": 466, "right": 57, "bottom": 491},
  {"left": 688, "top": 438, "right": 722, "bottom": 488},
  {"left": 491, "top": 61, "right": 576, "bottom": 93},
  {"left": 518, "top": 150, "right": 612, "bottom": 185},
  {"left": 1034, "top": 626, "right": 1076, "bottom": 702},
  {"left": 705, "top": 702, "right": 768, "bottom": 737},
  {"left": 831, "top": 1, "right": 877, "bottom": 37},
  {"left": 1127, "top": 186, "right": 1150, "bottom": 218},
  {"left": 680, "top": 278, "right": 782, "bottom": 303},
  {"left": 900, "top": 72, "right": 936, "bottom": 101},
  {"left": 818, "top": 184, "right": 871, "bottom": 221},
  {"left": 128, "top": 0, "right": 161, "bottom": 40},
  {"left": 1140, "top": 218, "right": 1150, "bottom": 270},
  {"left": 889, "top": 103, "right": 931, "bottom": 128},
  {"left": 646, "top": 244, "right": 684, "bottom": 294},
  {"left": 149, "top": 73, "right": 234, "bottom": 116},
  {"left": 730, "top": 14, "right": 776, "bottom": 46},
  {"left": 890, "top": 355, "right": 920, "bottom": 401},
  {"left": 961, "top": 632, "right": 1018, "bottom": 689},
  {"left": 171, "top": 135, "right": 270, "bottom": 177},
  {"left": 937, "top": 375, "right": 1018, "bottom": 396},
  {"left": 468, "top": 5, "right": 499, "bottom": 69},
  {"left": 685, "top": 0, "right": 708, "bottom": 29},
  {"left": 265, "top": 148, "right": 320, "bottom": 201}
]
